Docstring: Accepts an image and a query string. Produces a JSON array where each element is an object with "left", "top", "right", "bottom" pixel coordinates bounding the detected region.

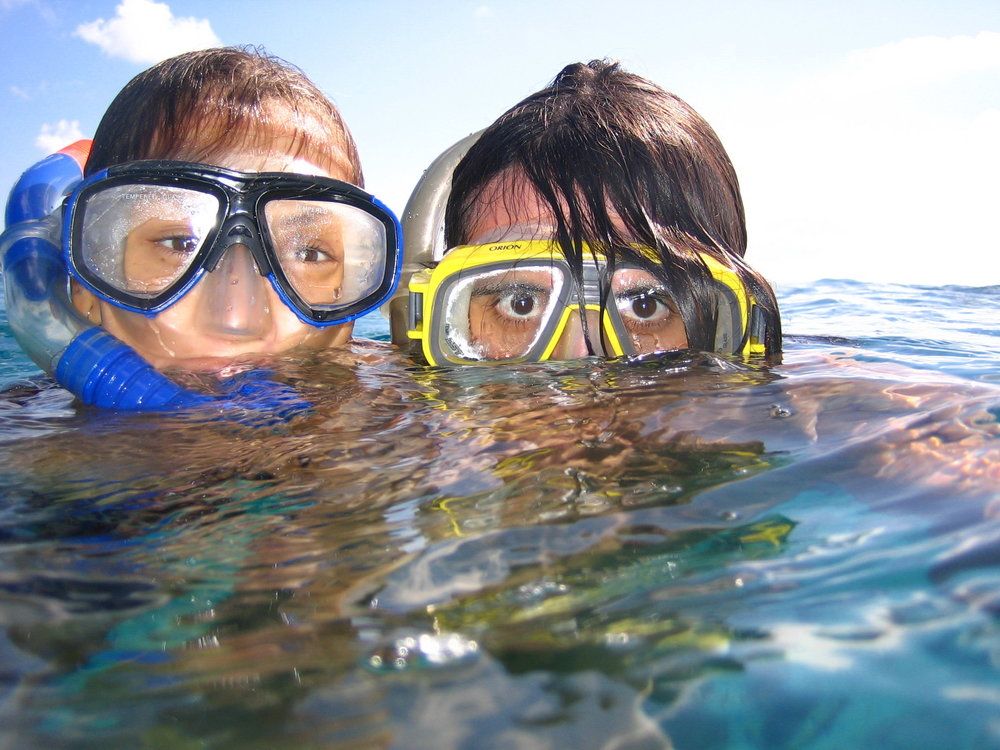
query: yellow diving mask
[{"left": 407, "top": 240, "right": 765, "bottom": 366}]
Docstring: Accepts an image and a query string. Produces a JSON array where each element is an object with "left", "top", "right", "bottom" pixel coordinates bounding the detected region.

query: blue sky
[{"left": 2, "top": 0, "right": 998, "bottom": 286}]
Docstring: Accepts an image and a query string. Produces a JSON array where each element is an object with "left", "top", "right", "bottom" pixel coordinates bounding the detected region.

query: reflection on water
[{"left": 0, "top": 282, "right": 998, "bottom": 749}]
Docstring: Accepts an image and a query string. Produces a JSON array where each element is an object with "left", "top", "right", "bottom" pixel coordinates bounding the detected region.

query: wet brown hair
[
  {"left": 446, "top": 60, "right": 781, "bottom": 355},
  {"left": 86, "top": 46, "right": 362, "bottom": 185}
]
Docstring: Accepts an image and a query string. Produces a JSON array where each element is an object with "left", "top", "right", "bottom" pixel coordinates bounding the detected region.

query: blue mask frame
[{"left": 63, "top": 160, "right": 402, "bottom": 327}]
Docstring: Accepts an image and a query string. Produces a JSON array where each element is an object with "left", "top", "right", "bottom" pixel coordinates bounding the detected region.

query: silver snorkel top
[{"left": 384, "top": 131, "right": 480, "bottom": 344}]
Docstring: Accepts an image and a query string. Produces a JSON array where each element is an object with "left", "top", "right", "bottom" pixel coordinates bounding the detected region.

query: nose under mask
[
  {"left": 196, "top": 245, "right": 271, "bottom": 338},
  {"left": 550, "top": 309, "right": 606, "bottom": 360}
]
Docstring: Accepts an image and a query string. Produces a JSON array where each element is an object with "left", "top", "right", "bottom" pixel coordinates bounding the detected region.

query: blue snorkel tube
[{"left": 1, "top": 142, "right": 212, "bottom": 410}]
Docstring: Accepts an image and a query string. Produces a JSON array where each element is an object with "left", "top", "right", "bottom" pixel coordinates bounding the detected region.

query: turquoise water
[{"left": 0, "top": 280, "right": 997, "bottom": 749}]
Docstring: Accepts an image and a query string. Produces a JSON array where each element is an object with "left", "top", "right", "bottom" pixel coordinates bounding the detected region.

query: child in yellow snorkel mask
[{"left": 391, "top": 60, "right": 780, "bottom": 366}]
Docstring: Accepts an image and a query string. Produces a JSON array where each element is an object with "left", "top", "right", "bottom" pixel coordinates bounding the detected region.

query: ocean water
[{"left": 0, "top": 279, "right": 997, "bottom": 749}]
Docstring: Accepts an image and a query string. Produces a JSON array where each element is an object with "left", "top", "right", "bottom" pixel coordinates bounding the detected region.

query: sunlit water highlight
[{"left": 0, "top": 280, "right": 997, "bottom": 749}]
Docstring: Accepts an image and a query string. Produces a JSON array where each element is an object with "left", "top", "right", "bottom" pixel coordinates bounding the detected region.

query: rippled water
[{"left": 0, "top": 280, "right": 997, "bottom": 749}]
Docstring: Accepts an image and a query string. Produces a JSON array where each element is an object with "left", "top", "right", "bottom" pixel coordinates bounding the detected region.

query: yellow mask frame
[{"left": 407, "top": 240, "right": 765, "bottom": 366}]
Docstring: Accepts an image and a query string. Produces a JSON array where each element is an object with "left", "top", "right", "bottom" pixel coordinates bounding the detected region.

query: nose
[
  {"left": 196, "top": 244, "right": 271, "bottom": 338},
  {"left": 549, "top": 309, "right": 605, "bottom": 360}
]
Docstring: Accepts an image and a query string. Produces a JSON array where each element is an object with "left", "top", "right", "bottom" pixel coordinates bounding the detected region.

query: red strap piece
[{"left": 57, "top": 139, "right": 93, "bottom": 169}]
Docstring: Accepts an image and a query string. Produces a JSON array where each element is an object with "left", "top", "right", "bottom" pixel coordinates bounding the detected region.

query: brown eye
[
  {"left": 511, "top": 295, "right": 535, "bottom": 316},
  {"left": 157, "top": 236, "right": 199, "bottom": 254},
  {"left": 294, "top": 246, "right": 332, "bottom": 263},
  {"left": 631, "top": 295, "right": 659, "bottom": 319},
  {"left": 616, "top": 291, "right": 672, "bottom": 325}
]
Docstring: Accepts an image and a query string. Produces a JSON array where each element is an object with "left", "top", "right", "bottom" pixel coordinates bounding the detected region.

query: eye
[
  {"left": 155, "top": 235, "right": 199, "bottom": 254},
  {"left": 470, "top": 274, "right": 555, "bottom": 326},
  {"left": 293, "top": 245, "right": 334, "bottom": 263},
  {"left": 616, "top": 291, "right": 673, "bottom": 324},
  {"left": 502, "top": 291, "right": 537, "bottom": 317},
  {"left": 491, "top": 285, "right": 550, "bottom": 321},
  {"left": 628, "top": 294, "right": 661, "bottom": 319}
]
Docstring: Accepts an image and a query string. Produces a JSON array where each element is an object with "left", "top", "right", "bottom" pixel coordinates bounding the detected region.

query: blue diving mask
[{"left": 63, "top": 161, "right": 402, "bottom": 327}]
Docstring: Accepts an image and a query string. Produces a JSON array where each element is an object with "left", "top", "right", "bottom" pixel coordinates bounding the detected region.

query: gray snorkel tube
[
  {"left": 1, "top": 143, "right": 211, "bottom": 410},
  {"left": 384, "top": 132, "right": 481, "bottom": 344}
]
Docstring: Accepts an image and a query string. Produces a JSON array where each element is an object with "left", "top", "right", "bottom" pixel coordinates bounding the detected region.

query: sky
[{"left": 1, "top": 0, "right": 998, "bottom": 288}]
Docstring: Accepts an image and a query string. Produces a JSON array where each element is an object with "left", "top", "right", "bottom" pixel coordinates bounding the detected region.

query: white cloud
[
  {"left": 74, "top": 0, "right": 221, "bottom": 65},
  {"left": 822, "top": 31, "right": 1000, "bottom": 94},
  {"left": 716, "top": 32, "right": 1000, "bottom": 286},
  {"left": 10, "top": 85, "right": 29, "bottom": 100},
  {"left": 35, "top": 120, "right": 86, "bottom": 153}
]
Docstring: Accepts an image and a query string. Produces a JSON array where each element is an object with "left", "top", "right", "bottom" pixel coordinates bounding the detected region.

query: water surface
[{"left": 0, "top": 280, "right": 997, "bottom": 749}]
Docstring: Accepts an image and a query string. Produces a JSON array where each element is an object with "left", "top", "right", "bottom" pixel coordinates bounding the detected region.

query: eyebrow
[{"left": 470, "top": 280, "right": 551, "bottom": 298}]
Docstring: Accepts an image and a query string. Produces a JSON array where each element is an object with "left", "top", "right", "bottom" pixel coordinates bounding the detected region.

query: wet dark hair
[
  {"left": 446, "top": 59, "right": 781, "bottom": 355},
  {"left": 86, "top": 46, "right": 363, "bottom": 185}
]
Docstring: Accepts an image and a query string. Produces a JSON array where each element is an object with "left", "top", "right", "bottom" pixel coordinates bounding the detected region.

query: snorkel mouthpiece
[{"left": 55, "top": 327, "right": 210, "bottom": 409}]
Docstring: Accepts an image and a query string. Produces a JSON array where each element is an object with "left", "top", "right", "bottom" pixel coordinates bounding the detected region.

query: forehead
[
  {"left": 460, "top": 172, "right": 634, "bottom": 248},
  {"left": 463, "top": 175, "right": 557, "bottom": 244},
  {"left": 164, "top": 110, "right": 354, "bottom": 182},
  {"left": 185, "top": 141, "right": 349, "bottom": 180}
]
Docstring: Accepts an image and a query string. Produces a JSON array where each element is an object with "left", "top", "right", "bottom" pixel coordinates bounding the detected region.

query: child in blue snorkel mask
[
  {"left": 3, "top": 47, "right": 399, "bottom": 409},
  {"left": 3, "top": 47, "right": 399, "bottom": 410},
  {"left": 65, "top": 46, "right": 399, "bottom": 372},
  {"left": 394, "top": 60, "right": 780, "bottom": 365}
]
